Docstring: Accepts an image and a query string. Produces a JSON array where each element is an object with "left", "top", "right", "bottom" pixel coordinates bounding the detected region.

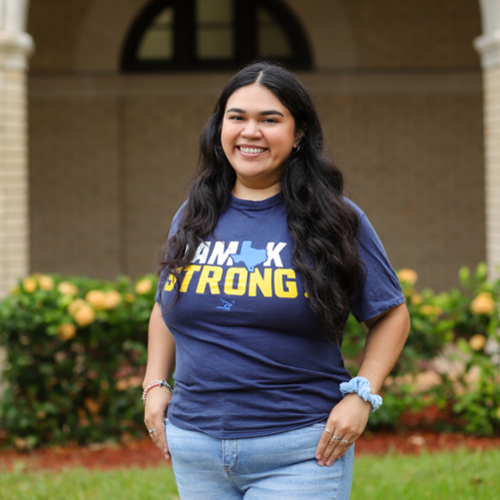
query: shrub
[
  {"left": 0, "top": 274, "right": 158, "bottom": 448},
  {"left": 344, "top": 263, "right": 500, "bottom": 435},
  {"left": 2, "top": 262, "right": 500, "bottom": 448}
]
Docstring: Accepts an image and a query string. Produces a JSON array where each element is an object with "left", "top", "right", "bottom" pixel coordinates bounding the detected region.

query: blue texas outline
[{"left": 230, "top": 241, "right": 267, "bottom": 272}]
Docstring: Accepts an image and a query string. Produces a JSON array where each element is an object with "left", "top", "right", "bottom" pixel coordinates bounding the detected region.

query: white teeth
[{"left": 239, "top": 147, "right": 265, "bottom": 154}]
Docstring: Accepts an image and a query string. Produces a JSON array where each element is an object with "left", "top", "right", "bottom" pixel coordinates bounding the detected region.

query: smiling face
[{"left": 221, "top": 84, "right": 301, "bottom": 200}]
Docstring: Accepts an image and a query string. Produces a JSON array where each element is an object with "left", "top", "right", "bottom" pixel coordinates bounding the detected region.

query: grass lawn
[
  {"left": 0, "top": 448, "right": 497, "bottom": 500},
  {"left": 352, "top": 448, "right": 497, "bottom": 500}
]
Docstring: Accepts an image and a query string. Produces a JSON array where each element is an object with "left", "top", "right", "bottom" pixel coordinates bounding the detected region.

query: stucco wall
[{"left": 27, "top": 0, "right": 485, "bottom": 291}]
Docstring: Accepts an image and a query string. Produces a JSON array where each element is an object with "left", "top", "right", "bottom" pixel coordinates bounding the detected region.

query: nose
[{"left": 241, "top": 120, "right": 262, "bottom": 138}]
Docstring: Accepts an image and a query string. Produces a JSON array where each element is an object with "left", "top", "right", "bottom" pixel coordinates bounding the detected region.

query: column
[
  {"left": 0, "top": 0, "right": 33, "bottom": 297},
  {"left": 475, "top": 0, "right": 500, "bottom": 278}
]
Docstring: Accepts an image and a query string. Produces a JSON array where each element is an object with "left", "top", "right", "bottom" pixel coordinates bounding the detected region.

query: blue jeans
[{"left": 165, "top": 419, "right": 354, "bottom": 500}]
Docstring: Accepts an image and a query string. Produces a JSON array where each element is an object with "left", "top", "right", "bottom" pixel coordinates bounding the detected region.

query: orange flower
[
  {"left": 103, "top": 290, "right": 122, "bottom": 309},
  {"left": 135, "top": 279, "right": 153, "bottom": 295},
  {"left": 68, "top": 298, "right": 88, "bottom": 315},
  {"left": 22, "top": 277, "right": 37, "bottom": 293},
  {"left": 57, "top": 323, "right": 77, "bottom": 341},
  {"left": 73, "top": 305, "right": 95, "bottom": 327},
  {"left": 411, "top": 294, "right": 422, "bottom": 305},
  {"left": 38, "top": 275, "right": 55, "bottom": 291},
  {"left": 85, "top": 290, "right": 107, "bottom": 310},
  {"left": 420, "top": 305, "right": 443, "bottom": 316},
  {"left": 469, "top": 334, "right": 487, "bottom": 351},
  {"left": 58, "top": 281, "right": 78, "bottom": 296},
  {"left": 84, "top": 397, "right": 102, "bottom": 415},
  {"left": 398, "top": 269, "right": 418, "bottom": 285},
  {"left": 470, "top": 292, "right": 495, "bottom": 315}
]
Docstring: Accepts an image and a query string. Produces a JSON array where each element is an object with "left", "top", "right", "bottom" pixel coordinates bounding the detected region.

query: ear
[{"left": 293, "top": 128, "right": 304, "bottom": 148}]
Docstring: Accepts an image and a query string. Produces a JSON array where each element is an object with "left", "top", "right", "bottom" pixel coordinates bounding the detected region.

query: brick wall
[{"left": 28, "top": 72, "right": 484, "bottom": 291}]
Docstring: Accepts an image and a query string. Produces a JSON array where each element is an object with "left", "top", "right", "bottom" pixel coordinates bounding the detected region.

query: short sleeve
[
  {"left": 350, "top": 209, "right": 405, "bottom": 323},
  {"left": 155, "top": 201, "right": 188, "bottom": 305}
]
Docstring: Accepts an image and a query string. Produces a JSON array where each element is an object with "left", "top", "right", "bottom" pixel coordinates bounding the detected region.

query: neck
[{"left": 231, "top": 180, "right": 281, "bottom": 201}]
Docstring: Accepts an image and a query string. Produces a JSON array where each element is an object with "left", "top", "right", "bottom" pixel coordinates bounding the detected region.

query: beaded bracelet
[
  {"left": 339, "top": 376, "right": 383, "bottom": 412},
  {"left": 142, "top": 379, "right": 173, "bottom": 405}
]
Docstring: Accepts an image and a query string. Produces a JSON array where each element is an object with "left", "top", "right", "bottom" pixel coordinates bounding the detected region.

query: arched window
[{"left": 121, "top": 0, "right": 312, "bottom": 71}]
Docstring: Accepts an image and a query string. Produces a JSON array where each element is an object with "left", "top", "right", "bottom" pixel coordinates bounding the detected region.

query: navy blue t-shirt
[{"left": 156, "top": 193, "right": 404, "bottom": 438}]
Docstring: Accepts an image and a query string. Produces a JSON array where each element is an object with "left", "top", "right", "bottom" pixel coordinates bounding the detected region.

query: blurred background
[{"left": 1, "top": 0, "right": 499, "bottom": 295}]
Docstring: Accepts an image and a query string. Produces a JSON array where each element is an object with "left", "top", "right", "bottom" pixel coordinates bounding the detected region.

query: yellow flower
[
  {"left": 469, "top": 334, "right": 487, "bottom": 351},
  {"left": 68, "top": 298, "right": 88, "bottom": 315},
  {"left": 57, "top": 323, "right": 77, "bottom": 341},
  {"left": 38, "top": 275, "right": 55, "bottom": 291},
  {"left": 58, "top": 281, "right": 78, "bottom": 296},
  {"left": 22, "top": 277, "right": 37, "bottom": 293},
  {"left": 411, "top": 294, "right": 422, "bottom": 305},
  {"left": 103, "top": 290, "right": 122, "bottom": 309},
  {"left": 73, "top": 305, "right": 95, "bottom": 327},
  {"left": 470, "top": 292, "right": 495, "bottom": 315},
  {"left": 125, "top": 293, "right": 136, "bottom": 303},
  {"left": 135, "top": 278, "right": 152, "bottom": 295},
  {"left": 85, "top": 290, "right": 107, "bottom": 310},
  {"left": 398, "top": 269, "right": 418, "bottom": 285},
  {"left": 420, "top": 305, "right": 443, "bottom": 316}
]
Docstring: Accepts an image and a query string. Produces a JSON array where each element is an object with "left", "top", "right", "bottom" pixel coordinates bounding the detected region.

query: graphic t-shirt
[{"left": 156, "top": 193, "right": 405, "bottom": 439}]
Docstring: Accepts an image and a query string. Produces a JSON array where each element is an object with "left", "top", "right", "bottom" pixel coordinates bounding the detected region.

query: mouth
[{"left": 237, "top": 146, "right": 267, "bottom": 154}]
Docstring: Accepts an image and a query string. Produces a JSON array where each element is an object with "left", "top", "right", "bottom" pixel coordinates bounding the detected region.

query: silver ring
[
  {"left": 342, "top": 439, "right": 350, "bottom": 445},
  {"left": 324, "top": 428, "right": 333, "bottom": 436},
  {"left": 149, "top": 428, "right": 156, "bottom": 434},
  {"left": 333, "top": 436, "right": 342, "bottom": 442}
]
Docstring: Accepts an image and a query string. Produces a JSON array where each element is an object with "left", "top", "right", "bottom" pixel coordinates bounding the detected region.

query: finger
[
  {"left": 151, "top": 418, "right": 170, "bottom": 460},
  {"left": 316, "top": 429, "right": 342, "bottom": 466},
  {"left": 320, "top": 434, "right": 342, "bottom": 466},
  {"left": 145, "top": 415, "right": 169, "bottom": 460},
  {"left": 315, "top": 429, "right": 334, "bottom": 462},
  {"left": 324, "top": 437, "right": 351, "bottom": 465}
]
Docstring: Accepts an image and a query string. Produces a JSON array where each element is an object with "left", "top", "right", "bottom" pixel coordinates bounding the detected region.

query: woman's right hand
[{"left": 144, "top": 386, "right": 172, "bottom": 460}]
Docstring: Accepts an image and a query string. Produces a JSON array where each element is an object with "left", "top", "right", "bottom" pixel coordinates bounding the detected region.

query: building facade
[{"left": 1, "top": 0, "right": 500, "bottom": 297}]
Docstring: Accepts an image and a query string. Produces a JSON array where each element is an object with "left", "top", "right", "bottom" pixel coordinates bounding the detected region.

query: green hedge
[
  {"left": 1, "top": 263, "right": 500, "bottom": 449},
  {"left": 346, "top": 263, "right": 500, "bottom": 435},
  {"left": 0, "top": 274, "right": 157, "bottom": 449}
]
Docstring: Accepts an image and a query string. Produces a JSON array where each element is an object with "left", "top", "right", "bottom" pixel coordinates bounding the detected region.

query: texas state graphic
[{"left": 230, "top": 241, "right": 267, "bottom": 272}]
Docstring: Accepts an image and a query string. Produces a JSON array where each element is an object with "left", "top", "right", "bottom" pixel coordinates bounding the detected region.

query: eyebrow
[{"left": 226, "top": 107, "right": 284, "bottom": 117}]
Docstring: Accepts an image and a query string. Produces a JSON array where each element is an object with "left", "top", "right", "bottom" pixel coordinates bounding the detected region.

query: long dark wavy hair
[{"left": 160, "top": 62, "right": 364, "bottom": 343}]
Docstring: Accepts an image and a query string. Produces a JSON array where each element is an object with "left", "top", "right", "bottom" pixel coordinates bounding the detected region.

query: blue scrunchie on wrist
[{"left": 339, "top": 376, "right": 382, "bottom": 412}]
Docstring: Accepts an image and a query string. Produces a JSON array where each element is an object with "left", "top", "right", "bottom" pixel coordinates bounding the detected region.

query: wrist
[
  {"left": 344, "top": 392, "right": 372, "bottom": 410},
  {"left": 142, "top": 379, "right": 173, "bottom": 405}
]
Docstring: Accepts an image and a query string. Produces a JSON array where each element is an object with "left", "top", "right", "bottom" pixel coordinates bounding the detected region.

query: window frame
[{"left": 121, "top": 0, "right": 313, "bottom": 72}]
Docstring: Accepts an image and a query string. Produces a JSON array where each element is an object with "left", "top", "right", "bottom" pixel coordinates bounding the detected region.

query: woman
[{"left": 143, "top": 62, "right": 410, "bottom": 500}]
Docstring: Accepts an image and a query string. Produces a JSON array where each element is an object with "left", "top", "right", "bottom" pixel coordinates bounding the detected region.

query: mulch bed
[{"left": 1, "top": 431, "right": 500, "bottom": 472}]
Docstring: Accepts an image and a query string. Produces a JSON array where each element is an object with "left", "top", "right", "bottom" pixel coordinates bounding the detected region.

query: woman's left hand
[{"left": 315, "top": 393, "right": 371, "bottom": 466}]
